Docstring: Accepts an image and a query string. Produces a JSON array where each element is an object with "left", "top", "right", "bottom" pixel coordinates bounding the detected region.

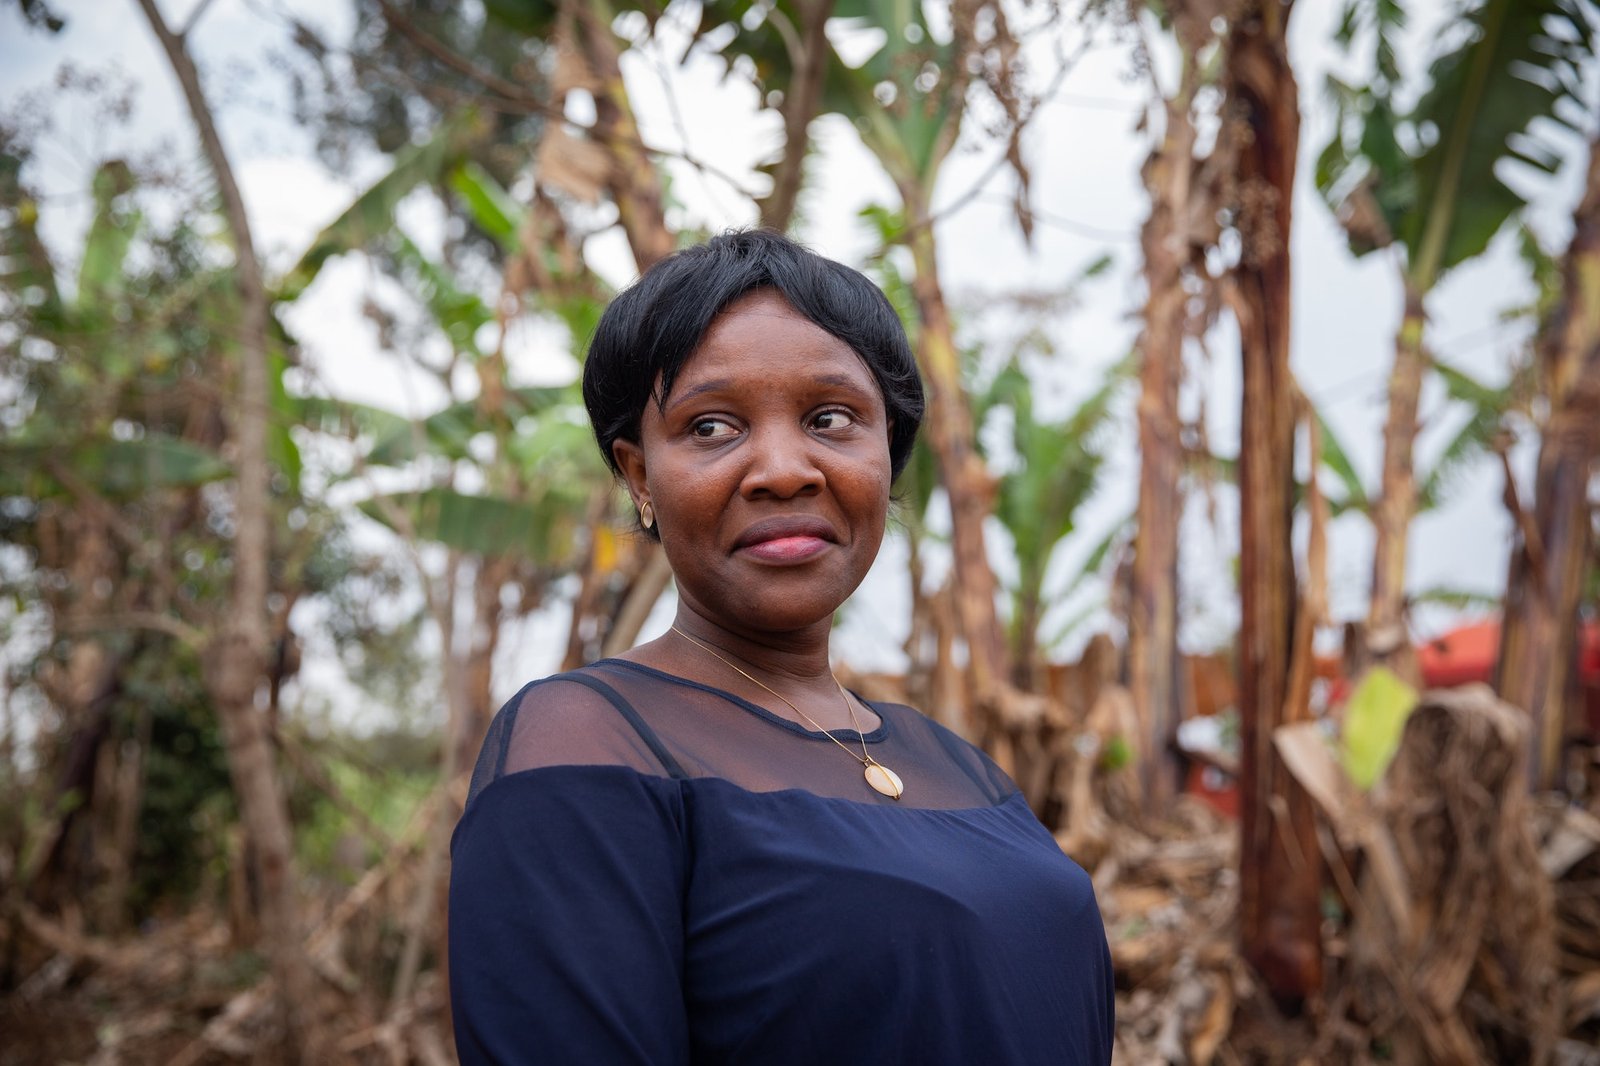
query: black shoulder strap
[{"left": 560, "top": 671, "right": 688, "bottom": 780}]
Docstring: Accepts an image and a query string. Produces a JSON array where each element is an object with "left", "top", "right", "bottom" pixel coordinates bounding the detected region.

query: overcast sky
[{"left": 4, "top": 0, "right": 1591, "bottom": 716}]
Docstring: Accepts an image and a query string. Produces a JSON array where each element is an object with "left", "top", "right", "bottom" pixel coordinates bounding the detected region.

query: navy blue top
[{"left": 449, "top": 660, "right": 1114, "bottom": 1064}]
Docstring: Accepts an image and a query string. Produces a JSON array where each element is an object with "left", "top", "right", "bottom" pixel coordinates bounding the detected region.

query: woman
[{"left": 449, "top": 230, "right": 1114, "bottom": 1064}]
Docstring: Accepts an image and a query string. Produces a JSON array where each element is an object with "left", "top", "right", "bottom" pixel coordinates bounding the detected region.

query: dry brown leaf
[
  {"left": 537, "top": 125, "right": 611, "bottom": 205},
  {"left": 1542, "top": 805, "right": 1600, "bottom": 879},
  {"left": 1108, "top": 883, "right": 1178, "bottom": 918},
  {"left": 1566, "top": 969, "right": 1600, "bottom": 1029},
  {"left": 1189, "top": 972, "right": 1234, "bottom": 1066},
  {"left": 550, "top": 43, "right": 599, "bottom": 98}
]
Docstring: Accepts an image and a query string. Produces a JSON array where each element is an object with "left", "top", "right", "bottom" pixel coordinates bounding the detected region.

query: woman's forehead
[{"left": 657, "top": 291, "right": 878, "bottom": 400}]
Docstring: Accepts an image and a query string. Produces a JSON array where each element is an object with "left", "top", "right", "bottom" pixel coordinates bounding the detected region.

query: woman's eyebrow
[
  {"left": 664, "top": 372, "right": 871, "bottom": 411},
  {"left": 809, "top": 372, "right": 872, "bottom": 393},
  {"left": 663, "top": 378, "right": 732, "bottom": 411}
]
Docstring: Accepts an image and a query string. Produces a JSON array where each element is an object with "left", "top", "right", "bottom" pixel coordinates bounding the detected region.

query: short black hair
[{"left": 582, "top": 229, "right": 924, "bottom": 483}]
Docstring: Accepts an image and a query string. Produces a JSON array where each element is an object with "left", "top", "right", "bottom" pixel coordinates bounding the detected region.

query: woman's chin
[{"left": 694, "top": 593, "right": 843, "bottom": 637}]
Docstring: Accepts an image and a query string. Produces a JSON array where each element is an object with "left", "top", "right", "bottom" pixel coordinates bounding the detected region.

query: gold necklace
[{"left": 669, "top": 625, "right": 904, "bottom": 800}]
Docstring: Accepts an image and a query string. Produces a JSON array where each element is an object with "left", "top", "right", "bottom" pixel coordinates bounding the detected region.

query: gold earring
[{"left": 640, "top": 501, "right": 654, "bottom": 530}]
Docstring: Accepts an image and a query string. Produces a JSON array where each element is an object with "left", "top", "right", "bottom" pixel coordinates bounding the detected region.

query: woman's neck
[
  {"left": 667, "top": 607, "right": 835, "bottom": 686},
  {"left": 612, "top": 605, "right": 876, "bottom": 733}
]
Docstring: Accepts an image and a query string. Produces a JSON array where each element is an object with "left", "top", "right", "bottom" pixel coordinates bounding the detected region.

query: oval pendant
[{"left": 864, "top": 761, "right": 903, "bottom": 800}]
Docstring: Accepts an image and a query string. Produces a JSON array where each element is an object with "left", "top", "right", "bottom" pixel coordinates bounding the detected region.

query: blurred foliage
[
  {"left": 287, "top": 0, "right": 548, "bottom": 190},
  {"left": 291, "top": 745, "right": 432, "bottom": 885},
  {"left": 122, "top": 642, "right": 234, "bottom": 917}
]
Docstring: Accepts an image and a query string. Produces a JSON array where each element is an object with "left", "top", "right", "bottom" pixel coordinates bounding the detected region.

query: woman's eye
[
  {"left": 691, "top": 418, "right": 738, "bottom": 439},
  {"left": 812, "top": 409, "right": 856, "bottom": 431}
]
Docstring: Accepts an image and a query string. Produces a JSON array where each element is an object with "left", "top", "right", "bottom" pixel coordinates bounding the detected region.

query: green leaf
[
  {"left": 448, "top": 161, "right": 523, "bottom": 253},
  {"left": 480, "top": 0, "right": 557, "bottom": 35},
  {"left": 1317, "top": 0, "right": 1593, "bottom": 284},
  {"left": 504, "top": 406, "right": 607, "bottom": 483},
  {"left": 1416, "top": 358, "right": 1513, "bottom": 512},
  {"left": 267, "top": 348, "right": 302, "bottom": 493},
  {"left": 295, "top": 395, "right": 416, "bottom": 452},
  {"left": 1101, "top": 735, "right": 1133, "bottom": 772},
  {"left": 297, "top": 387, "right": 568, "bottom": 470},
  {"left": 1409, "top": 585, "right": 1500, "bottom": 610},
  {"left": 393, "top": 233, "right": 493, "bottom": 357},
  {"left": 378, "top": 387, "right": 569, "bottom": 467},
  {"left": 77, "top": 160, "right": 140, "bottom": 312},
  {"left": 1079, "top": 253, "right": 1114, "bottom": 280},
  {"left": 1340, "top": 666, "right": 1419, "bottom": 790},
  {"left": 989, "top": 353, "right": 1131, "bottom": 639},
  {"left": 1405, "top": 0, "right": 1594, "bottom": 286},
  {"left": 359, "top": 487, "right": 574, "bottom": 563},
  {"left": 277, "top": 109, "right": 487, "bottom": 302},
  {"left": 1315, "top": 407, "right": 1369, "bottom": 512},
  {"left": 0, "top": 435, "right": 229, "bottom": 499},
  {"left": 0, "top": 152, "right": 62, "bottom": 325},
  {"left": 1502, "top": 222, "right": 1562, "bottom": 325}
]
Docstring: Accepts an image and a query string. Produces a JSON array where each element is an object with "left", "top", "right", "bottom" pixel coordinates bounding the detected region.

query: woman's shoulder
[{"left": 465, "top": 665, "right": 683, "bottom": 802}]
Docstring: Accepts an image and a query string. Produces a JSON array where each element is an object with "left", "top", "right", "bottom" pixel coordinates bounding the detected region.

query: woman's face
[{"left": 613, "top": 289, "right": 892, "bottom": 637}]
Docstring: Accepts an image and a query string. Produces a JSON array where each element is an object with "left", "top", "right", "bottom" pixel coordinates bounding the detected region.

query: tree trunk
[
  {"left": 133, "top": 0, "right": 318, "bottom": 1056},
  {"left": 758, "top": 0, "right": 834, "bottom": 233},
  {"left": 900, "top": 197, "right": 1009, "bottom": 713},
  {"left": 1130, "top": 89, "right": 1194, "bottom": 815},
  {"left": 1011, "top": 582, "right": 1045, "bottom": 692},
  {"left": 1497, "top": 133, "right": 1600, "bottom": 790},
  {"left": 569, "top": 0, "right": 674, "bottom": 270},
  {"left": 565, "top": 0, "right": 680, "bottom": 657},
  {"left": 459, "top": 556, "right": 511, "bottom": 776},
  {"left": 1226, "top": 0, "right": 1322, "bottom": 1008},
  {"left": 1367, "top": 283, "right": 1427, "bottom": 675},
  {"left": 602, "top": 547, "right": 674, "bottom": 657},
  {"left": 25, "top": 508, "right": 120, "bottom": 902}
]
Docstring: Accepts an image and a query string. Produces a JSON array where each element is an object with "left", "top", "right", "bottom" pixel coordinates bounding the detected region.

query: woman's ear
[{"left": 612, "top": 438, "right": 648, "bottom": 510}]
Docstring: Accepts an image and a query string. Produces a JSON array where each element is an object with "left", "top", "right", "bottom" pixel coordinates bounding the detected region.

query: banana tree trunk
[
  {"left": 901, "top": 197, "right": 1009, "bottom": 711},
  {"left": 1131, "top": 89, "right": 1194, "bottom": 814},
  {"left": 1226, "top": 0, "right": 1322, "bottom": 1007},
  {"left": 135, "top": 1, "right": 317, "bottom": 1056},
  {"left": 1497, "top": 135, "right": 1600, "bottom": 790},
  {"left": 1367, "top": 283, "right": 1427, "bottom": 675},
  {"left": 1011, "top": 581, "right": 1045, "bottom": 692}
]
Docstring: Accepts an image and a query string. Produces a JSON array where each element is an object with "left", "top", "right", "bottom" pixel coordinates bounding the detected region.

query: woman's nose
[{"left": 738, "top": 423, "right": 823, "bottom": 499}]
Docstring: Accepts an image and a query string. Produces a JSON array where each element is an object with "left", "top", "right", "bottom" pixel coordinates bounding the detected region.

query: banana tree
[
  {"left": 1130, "top": 0, "right": 1231, "bottom": 813},
  {"left": 280, "top": 128, "right": 622, "bottom": 1023},
  {"left": 981, "top": 346, "right": 1133, "bottom": 692},
  {"left": 1498, "top": 133, "right": 1600, "bottom": 788},
  {"left": 1315, "top": 358, "right": 1531, "bottom": 521},
  {"left": 843, "top": 3, "right": 1018, "bottom": 713},
  {"left": 283, "top": 143, "right": 610, "bottom": 770},
  {"left": 1225, "top": 0, "right": 1321, "bottom": 1007},
  {"left": 1319, "top": 0, "right": 1594, "bottom": 663}
]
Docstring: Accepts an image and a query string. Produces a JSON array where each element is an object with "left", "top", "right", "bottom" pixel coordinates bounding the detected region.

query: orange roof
[{"left": 1416, "top": 617, "right": 1600, "bottom": 690}]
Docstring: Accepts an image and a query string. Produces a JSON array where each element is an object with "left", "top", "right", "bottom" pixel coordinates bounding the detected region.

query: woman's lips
[
  {"left": 732, "top": 516, "right": 837, "bottom": 562},
  {"left": 737, "top": 535, "right": 831, "bottom": 563}
]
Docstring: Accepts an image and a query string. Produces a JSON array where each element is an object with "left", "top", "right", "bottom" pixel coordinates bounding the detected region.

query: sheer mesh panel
[
  {"left": 470, "top": 660, "right": 1017, "bottom": 811},
  {"left": 465, "top": 677, "right": 679, "bottom": 807}
]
